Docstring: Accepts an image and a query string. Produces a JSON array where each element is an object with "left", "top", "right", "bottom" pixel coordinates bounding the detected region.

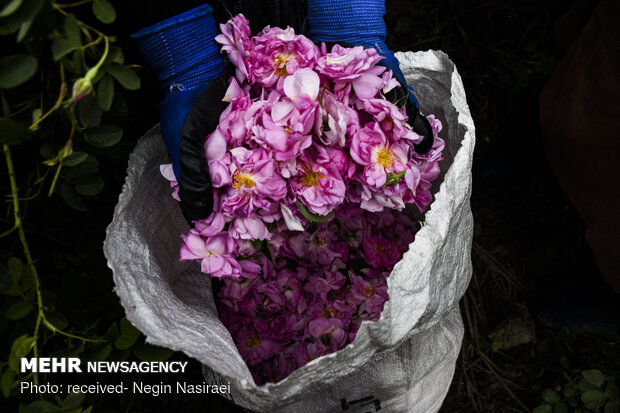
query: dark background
[{"left": 3, "top": 0, "right": 619, "bottom": 412}]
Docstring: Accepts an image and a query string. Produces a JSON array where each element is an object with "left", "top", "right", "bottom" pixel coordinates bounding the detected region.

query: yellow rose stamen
[
  {"left": 273, "top": 55, "right": 291, "bottom": 77},
  {"left": 246, "top": 335, "right": 260, "bottom": 349},
  {"left": 300, "top": 165, "right": 323, "bottom": 187},
  {"left": 232, "top": 171, "right": 255, "bottom": 190},
  {"left": 376, "top": 147, "right": 394, "bottom": 168}
]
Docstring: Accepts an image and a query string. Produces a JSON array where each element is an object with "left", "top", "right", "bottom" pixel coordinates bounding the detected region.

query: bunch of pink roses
[
  {"left": 161, "top": 14, "right": 445, "bottom": 384},
  {"left": 215, "top": 207, "right": 417, "bottom": 384}
]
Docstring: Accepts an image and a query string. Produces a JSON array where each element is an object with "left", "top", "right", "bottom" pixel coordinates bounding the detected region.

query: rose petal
[
  {"left": 284, "top": 68, "right": 320, "bottom": 101},
  {"left": 281, "top": 204, "right": 304, "bottom": 231},
  {"left": 352, "top": 74, "right": 384, "bottom": 99}
]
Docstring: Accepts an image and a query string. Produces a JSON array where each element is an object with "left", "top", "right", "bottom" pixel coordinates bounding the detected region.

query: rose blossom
[
  {"left": 247, "top": 26, "right": 319, "bottom": 90},
  {"left": 235, "top": 326, "right": 278, "bottom": 365},
  {"left": 289, "top": 149, "right": 346, "bottom": 216},
  {"left": 221, "top": 147, "right": 287, "bottom": 217},
  {"left": 179, "top": 231, "right": 241, "bottom": 278},
  {"left": 215, "top": 14, "right": 251, "bottom": 82}
]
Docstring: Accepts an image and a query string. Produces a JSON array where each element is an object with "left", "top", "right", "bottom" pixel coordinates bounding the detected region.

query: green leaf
[
  {"left": 77, "top": 95, "right": 102, "bottom": 127},
  {"left": 20, "top": 400, "right": 59, "bottom": 413},
  {"left": 74, "top": 174, "right": 104, "bottom": 196},
  {"left": 60, "top": 183, "right": 89, "bottom": 211},
  {"left": 2, "top": 257, "right": 23, "bottom": 296},
  {"left": 62, "top": 156, "right": 99, "bottom": 180},
  {"left": 0, "top": 117, "right": 30, "bottom": 145},
  {"left": 16, "top": 14, "right": 34, "bottom": 42},
  {"left": 6, "top": 301, "right": 33, "bottom": 320},
  {"left": 106, "top": 322, "right": 119, "bottom": 341},
  {"left": 63, "top": 152, "right": 88, "bottom": 167},
  {"left": 106, "top": 63, "right": 140, "bottom": 90},
  {"left": 385, "top": 170, "right": 406, "bottom": 186},
  {"left": 533, "top": 405, "right": 553, "bottom": 413},
  {"left": 8, "top": 257, "right": 23, "bottom": 282},
  {"left": 578, "top": 378, "right": 597, "bottom": 392},
  {"left": 104, "top": 46, "right": 122, "bottom": 64},
  {"left": 1, "top": 368, "right": 16, "bottom": 398},
  {"left": 31, "top": 108, "right": 42, "bottom": 124},
  {"left": 64, "top": 14, "right": 81, "bottom": 49},
  {"left": 9, "top": 335, "right": 36, "bottom": 371},
  {"left": 133, "top": 343, "right": 173, "bottom": 361},
  {"left": 297, "top": 201, "right": 333, "bottom": 223},
  {"left": 0, "top": 0, "right": 23, "bottom": 17},
  {"left": 62, "top": 391, "right": 85, "bottom": 409},
  {"left": 97, "top": 75, "right": 114, "bottom": 111},
  {"left": 72, "top": 48, "right": 84, "bottom": 74},
  {"left": 15, "top": 0, "right": 49, "bottom": 41},
  {"left": 83, "top": 125, "right": 122, "bottom": 148},
  {"left": 582, "top": 389, "right": 607, "bottom": 410},
  {"left": 92, "top": 0, "right": 116, "bottom": 24},
  {"left": 45, "top": 312, "right": 69, "bottom": 330},
  {"left": 0, "top": 0, "right": 42, "bottom": 36},
  {"left": 553, "top": 403, "right": 568, "bottom": 413},
  {"left": 82, "top": 343, "right": 111, "bottom": 362},
  {"left": 114, "top": 317, "right": 140, "bottom": 350},
  {"left": 542, "top": 388, "right": 561, "bottom": 405},
  {"left": 582, "top": 369, "right": 606, "bottom": 387},
  {"left": 606, "top": 401, "right": 620, "bottom": 413},
  {"left": 52, "top": 38, "right": 77, "bottom": 62}
]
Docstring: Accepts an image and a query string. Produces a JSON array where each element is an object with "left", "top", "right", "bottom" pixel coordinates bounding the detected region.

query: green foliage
[
  {"left": 0, "top": 55, "right": 38, "bottom": 88},
  {"left": 83, "top": 124, "right": 123, "bottom": 148},
  {"left": 18, "top": 392, "right": 91, "bottom": 413},
  {"left": 0, "top": 117, "right": 31, "bottom": 144},
  {"left": 9, "top": 335, "right": 36, "bottom": 371},
  {"left": 534, "top": 369, "right": 620, "bottom": 413},
  {"left": 0, "top": 1, "right": 161, "bottom": 409},
  {"left": 297, "top": 201, "right": 334, "bottom": 223},
  {"left": 133, "top": 343, "right": 174, "bottom": 362},
  {"left": 385, "top": 170, "right": 406, "bottom": 186},
  {"left": 92, "top": 0, "right": 115, "bottom": 24},
  {"left": 113, "top": 317, "right": 140, "bottom": 350}
]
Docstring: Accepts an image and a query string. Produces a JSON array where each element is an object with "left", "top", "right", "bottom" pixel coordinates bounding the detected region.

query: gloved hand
[
  {"left": 306, "top": 0, "right": 434, "bottom": 154},
  {"left": 132, "top": 3, "right": 306, "bottom": 223},
  {"left": 131, "top": 4, "right": 227, "bottom": 223}
]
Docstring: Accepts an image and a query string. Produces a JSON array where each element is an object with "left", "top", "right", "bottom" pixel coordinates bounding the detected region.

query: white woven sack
[{"left": 104, "top": 50, "right": 475, "bottom": 413}]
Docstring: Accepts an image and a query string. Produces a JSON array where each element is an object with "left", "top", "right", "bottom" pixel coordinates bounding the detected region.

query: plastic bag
[{"left": 104, "top": 50, "right": 475, "bottom": 413}]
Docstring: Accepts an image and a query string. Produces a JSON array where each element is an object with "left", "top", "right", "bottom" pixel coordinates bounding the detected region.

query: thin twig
[
  {"left": 478, "top": 352, "right": 530, "bottom": 413},
  {"left": 473, "top": 242, "right": 525, "bottom": 292},
  {"left": 3, "top": 144, "right": 44, "bottom": 385}
]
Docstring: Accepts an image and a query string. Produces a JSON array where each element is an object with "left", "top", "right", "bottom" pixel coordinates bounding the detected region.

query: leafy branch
[{"left": 0, "top": 0, "right": 140, "bottom": 401}]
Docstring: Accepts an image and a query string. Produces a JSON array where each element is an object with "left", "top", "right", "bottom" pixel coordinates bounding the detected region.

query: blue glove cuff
[
  {"left": 307, "top": 0, "right": 419, "bottom": 108},
  {"left": 131, "top": 4, "right": 224, "bottom": 96}
]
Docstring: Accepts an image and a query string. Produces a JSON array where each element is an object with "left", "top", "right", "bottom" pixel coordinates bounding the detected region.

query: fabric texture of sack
[{"left": 104, "top": 50, "right": 475, "bottom": 413}]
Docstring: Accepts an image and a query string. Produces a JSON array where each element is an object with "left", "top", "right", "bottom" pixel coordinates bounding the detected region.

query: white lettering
[
  {"left": 21, "top": 358, "right": 37, "bottom": 373},
  {"left": 39, "top": 358, "right": 50, "bottom": 373},
  {"left": 68, "top": 357, "right": 82, "bottom": 372}
]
